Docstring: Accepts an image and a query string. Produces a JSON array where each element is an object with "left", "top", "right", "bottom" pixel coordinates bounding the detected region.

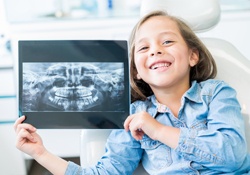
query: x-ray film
[{"left": 18, "top": 40, "right": 130, "bottom": 129}]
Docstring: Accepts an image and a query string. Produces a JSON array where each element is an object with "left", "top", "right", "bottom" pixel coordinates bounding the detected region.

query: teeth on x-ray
[
  {"left": 55, "top": 87, "right": 93, "bottom": 98},
  {"left": 22, "top": 62, "right": 124, "bottom": 112}
]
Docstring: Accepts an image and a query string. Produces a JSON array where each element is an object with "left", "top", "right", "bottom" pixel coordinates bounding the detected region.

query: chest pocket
[{"left": 140, "top": 135, "right": 172, "bottom": 170}]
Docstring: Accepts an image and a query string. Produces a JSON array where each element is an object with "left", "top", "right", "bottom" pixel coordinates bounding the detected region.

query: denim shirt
[{"left": 65, "top": 79, "right": 250, "bottom": 175}]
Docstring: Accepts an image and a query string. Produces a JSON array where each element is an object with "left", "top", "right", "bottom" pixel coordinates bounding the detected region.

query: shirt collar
[{"left": 184, "top": 80, "right": 203, "bottom": 103}]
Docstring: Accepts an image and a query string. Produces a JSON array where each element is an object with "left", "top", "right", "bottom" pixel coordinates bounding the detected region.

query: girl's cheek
[
  {"left": 137, "top": 55, "right": 148, "bottom": 67},
  {"left": 134, "top": 57, "right": 142, "bottom": 69},
  {"left": 135, "top": 53, "right": 144, "bottom": 61}
]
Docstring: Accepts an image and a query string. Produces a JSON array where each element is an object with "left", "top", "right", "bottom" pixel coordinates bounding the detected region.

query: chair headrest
[{"left": 140, "top": 0, "right": 221, "bottom": 32}]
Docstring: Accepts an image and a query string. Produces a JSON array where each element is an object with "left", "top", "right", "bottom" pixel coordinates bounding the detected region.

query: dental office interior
[{"left": 0, "top": 0, "right": 250, "bottom": 174}]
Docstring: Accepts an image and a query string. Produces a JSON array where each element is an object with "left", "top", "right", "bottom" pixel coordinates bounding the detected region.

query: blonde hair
[{"left": 129, "top": 10, "right": 217, "bottom": 102}]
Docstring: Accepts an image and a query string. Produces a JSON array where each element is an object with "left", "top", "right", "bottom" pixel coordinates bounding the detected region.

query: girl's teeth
[{"left": 151, "top": 63, "right": 170, "bottom": 69}]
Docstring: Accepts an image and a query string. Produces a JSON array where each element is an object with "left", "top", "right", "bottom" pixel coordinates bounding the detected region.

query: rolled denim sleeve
[
  {"left": 65, "top": 130, "right": 142, "bottom": 175},
  {"left": 175, "top": 81, "right": 248, "bottom": 172}
]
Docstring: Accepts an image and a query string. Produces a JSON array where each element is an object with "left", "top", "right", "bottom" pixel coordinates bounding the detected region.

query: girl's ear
[
  {"left": 136, "top": 73, "right": 141, "bottom": 80},
  {"left": 189, "top": 49, "right": 199, "bottom": 67}
]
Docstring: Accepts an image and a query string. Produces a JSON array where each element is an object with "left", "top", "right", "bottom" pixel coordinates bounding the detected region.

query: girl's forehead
[{"left": 135, "top": 16, "right": 180, "bottom": 40}]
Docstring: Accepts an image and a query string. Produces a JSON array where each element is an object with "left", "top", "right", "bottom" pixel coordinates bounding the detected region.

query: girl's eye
[
  {"left": 163, "top": 40, "right": 173, "bottom": 45},
  {"left": 138, "top": 46, "right": 148, "bottom": 52}
]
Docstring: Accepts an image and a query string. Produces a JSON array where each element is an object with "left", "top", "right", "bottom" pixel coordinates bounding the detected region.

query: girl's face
[{"left": 134, "top": 16, "right": 198, "bottom": 92}]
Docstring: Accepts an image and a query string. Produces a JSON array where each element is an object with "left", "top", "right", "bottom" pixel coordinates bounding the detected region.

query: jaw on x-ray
[{"left": 22, "top": 62, "right": 124, "bottom": 112}]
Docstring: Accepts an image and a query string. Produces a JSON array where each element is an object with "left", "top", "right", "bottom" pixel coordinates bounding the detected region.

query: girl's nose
[
  {"left": 150, "top": 51, "right": 162, "bottom": 57},
  {"left": 150, "top": 45, "right": 163, "bottom": 57}
]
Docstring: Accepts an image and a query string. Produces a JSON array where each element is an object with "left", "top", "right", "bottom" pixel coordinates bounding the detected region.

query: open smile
[{"left": 150, "top": 62, "right": 171, "bottom": 70}]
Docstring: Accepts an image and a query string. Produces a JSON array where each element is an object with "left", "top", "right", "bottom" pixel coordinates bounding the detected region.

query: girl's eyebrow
[
  {"left": 135, "top": 38, "right": 147, "bottom": 46},
  {"left": 159, "top": 31, "right": 178, "bottom": 37},
  {"left": 135, "top": 31, "right": 178, "bottom": 45}
]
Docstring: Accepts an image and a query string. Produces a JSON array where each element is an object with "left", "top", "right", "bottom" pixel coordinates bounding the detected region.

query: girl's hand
[
  {"left": 14, "top": 116, "right": 69, "bottom": 175},
  {"left": 14, "top": 116, "right": 46, "bottom": 159},
  {"left": 124, "top": 111, "right": 163, "bottom": 141}
]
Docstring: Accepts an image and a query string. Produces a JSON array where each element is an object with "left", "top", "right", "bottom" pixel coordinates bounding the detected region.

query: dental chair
[{"left": 80, "top": 0, "right": 250, "bottom": 173}]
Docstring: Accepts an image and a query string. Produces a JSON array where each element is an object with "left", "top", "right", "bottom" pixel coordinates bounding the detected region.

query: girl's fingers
[
  {"left": 14, "top": 116, "right": 36, "bottom": 134},
  {"left": 124, "top": 114, "right": 145, "bottom": 140},
  {"left": 124, "top": 115, "right": 134, "bottom": 131},
  {"left": 16, "top": 123, "right": 37, "bottom": 135},
  {"left": 13, "top": 115, "right": 26, "bottom": 132},
  {"left": 130, "top": 129, "right": 141, "bottom": 140},
  {"left": 17, "top": 128, "right": 37, "bottom": 144}
]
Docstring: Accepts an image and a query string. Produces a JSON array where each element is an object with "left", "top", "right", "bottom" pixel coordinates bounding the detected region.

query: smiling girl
[{"left": 14, "top": 11, "right": 250, "bottom": 174}]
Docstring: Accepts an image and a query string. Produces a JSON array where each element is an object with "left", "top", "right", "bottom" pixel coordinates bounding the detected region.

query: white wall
[{"left": 0, "top": 124, "right": 26, "bottom": 175}]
